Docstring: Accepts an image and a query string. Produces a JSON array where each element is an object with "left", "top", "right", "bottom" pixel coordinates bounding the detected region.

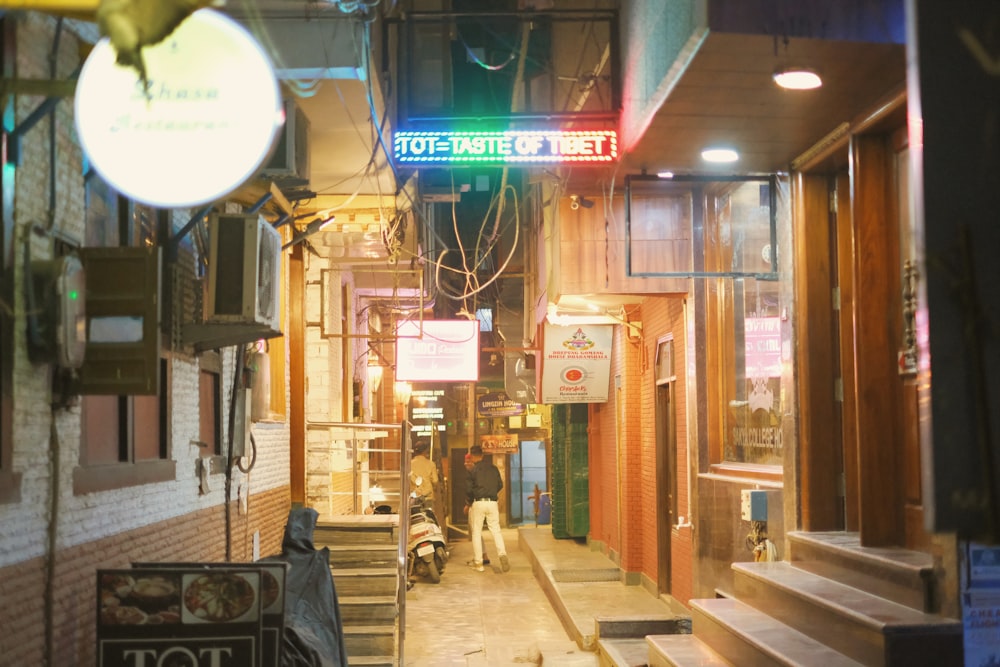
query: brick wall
[
  {"left": 0, "top": 15, "right": 296, "bottom": 666},
  {"left": 0, "top": 485, "right": 290, "bottom": 666},
  {"left": 586, "top": 296, "right": 695, "bottom": 604}
]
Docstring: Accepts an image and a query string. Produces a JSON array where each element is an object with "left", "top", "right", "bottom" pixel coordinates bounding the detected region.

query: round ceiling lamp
[
  {"left": 773, "top": 67, "right": 822, "bottom": 90},
  {"left": 701, "top": 148, "right": 739, "bottom": 163}
]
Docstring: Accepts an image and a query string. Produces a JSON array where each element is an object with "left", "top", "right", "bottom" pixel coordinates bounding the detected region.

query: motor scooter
[{"left": 407, "top": 479, "right": 448, "bottom": 584}]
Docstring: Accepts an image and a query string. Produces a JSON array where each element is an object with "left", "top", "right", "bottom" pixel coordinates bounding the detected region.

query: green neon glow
[{"left": 394, "top": 129, "right": 618, "bottom": 165}]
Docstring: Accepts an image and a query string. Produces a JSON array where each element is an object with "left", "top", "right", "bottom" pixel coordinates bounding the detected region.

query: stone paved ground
[{"left": 402, "top": 528, "right": 597, "bottom": 667}]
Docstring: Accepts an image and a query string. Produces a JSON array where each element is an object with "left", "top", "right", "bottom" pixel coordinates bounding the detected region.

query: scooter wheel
[
  {"left": 435, "top": 546, "right": 448, "bottom": 568},
  {"left": 426, "top": 557, "right": 441, "bottom": 583}
]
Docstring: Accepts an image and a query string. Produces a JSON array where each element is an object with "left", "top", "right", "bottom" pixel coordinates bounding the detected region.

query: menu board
[{"left": 98, "top": 563, "right": 284, "bottom": 667}]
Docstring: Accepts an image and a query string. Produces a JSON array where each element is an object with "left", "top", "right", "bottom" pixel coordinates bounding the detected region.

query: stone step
[
  {"left": 690, "top": 598, "right": 864, "bottom": 667},
  {"left": 332, "top": 567, "right": 400, "bottom": 597},
  {"left": 646, "top": 634, "right": 733, "bottom": 667},
  {"left": 339, "top": 595, "right": 398, "bottom": 624},
  {"left": 595, "top": 614, "right": 691, "bottom": 640},
  {"left": 787, "top": 531, "right": 937, "bottom": 613},
  {"left": 596, "top": 637, "right": 650, "bottom": 667},
  {"left": 343, "top": 623, "right": 396, "bottom": 657},
  {"left": 732, "top": 562, "right": 962, "bottom": 666}
]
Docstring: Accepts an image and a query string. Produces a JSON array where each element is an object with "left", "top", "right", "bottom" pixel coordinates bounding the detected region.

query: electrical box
[
  {"left": 741, "top": 489, "right": 768, "bottom": 521},
  {"left": 28, "top": 255, "right": 86, "bottom": 369}
]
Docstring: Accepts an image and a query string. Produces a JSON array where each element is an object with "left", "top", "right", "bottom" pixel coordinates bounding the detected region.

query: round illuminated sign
[{"left": 74, "top": 9, "right": 283, "bottom": 208}]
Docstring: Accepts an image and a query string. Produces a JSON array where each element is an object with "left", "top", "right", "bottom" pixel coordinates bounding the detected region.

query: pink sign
[
  {"left": 395, "top": 320, "right": 480, "bottom": 382},
  {"left": 745, "top": 317, "right": 781, "bottom": 378}
]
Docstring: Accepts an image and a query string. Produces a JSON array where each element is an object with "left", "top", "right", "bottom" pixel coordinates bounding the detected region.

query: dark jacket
[{"left": 466, "top": 458, "right": 503, "bottom": 503}]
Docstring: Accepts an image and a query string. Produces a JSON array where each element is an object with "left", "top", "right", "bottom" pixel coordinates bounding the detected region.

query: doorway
[
  {"left": 509, "top": 440, "right": 547, "bottom": 524},
  {"left": 655, "top": 336, "right": 677, "bottom": 595}
]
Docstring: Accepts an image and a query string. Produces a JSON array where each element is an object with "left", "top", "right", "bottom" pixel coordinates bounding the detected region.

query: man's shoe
[
  {"left": 467, "top": 561, "right": 484, "bottom": 572},
  {"left": 483, "top": 558, "right": 491, "bottom": 565},
  {"left": 500, "top": 554, "right": 510, "bottom": 572}
]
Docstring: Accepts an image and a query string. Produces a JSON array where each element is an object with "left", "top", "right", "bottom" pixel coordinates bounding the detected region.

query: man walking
[
  {"left": 465, "top": 445, "right": 509, "bottom": 572},
  {"left": 464, "top": 452, "right": 489, "bottom": 565}
]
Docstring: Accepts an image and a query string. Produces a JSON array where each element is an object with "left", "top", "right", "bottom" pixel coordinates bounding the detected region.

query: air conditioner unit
[
  {"left": 261, "top": 98, "right": 310, "bottom": 185},
  {"left": 206, "top": 213, "right": 281, "bottom": 332}
]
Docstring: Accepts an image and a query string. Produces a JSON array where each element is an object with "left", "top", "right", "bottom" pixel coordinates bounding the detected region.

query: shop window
[
  {"left": 625, "top": 175, "right": 786, "bottom": 471},
  {"left": 705, "top": 183, "right": 784, "bottom": 468}
]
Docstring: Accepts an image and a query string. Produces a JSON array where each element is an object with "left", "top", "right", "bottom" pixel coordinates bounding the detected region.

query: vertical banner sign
[{"left": 541, "top": 323, "right": 613, "bottom": 403}]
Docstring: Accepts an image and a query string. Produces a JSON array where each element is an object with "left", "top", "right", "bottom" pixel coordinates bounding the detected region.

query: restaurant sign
[
  {"left": 75, "top": 9, "right": 283, "bottom": 208},
  {"left": 97, "top": 563, "right": 285, "bottom": 667},
  {"left": 540, "top": 323, "right": 613, "bottom": 403},
  {"left": 481, "top": 433, "right": 519, "bottom": 454},
  {"left": 477, "top": 391, "right": 526, "bottom": 417},
  {"left": 394, "top": 129, "right": 618, "bottom": 165}
]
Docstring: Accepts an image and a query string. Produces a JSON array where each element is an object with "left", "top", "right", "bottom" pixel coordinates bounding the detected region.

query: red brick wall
[
  {"left": 0, "top": 485, "right": 290, "bottom": 667},
  {"left": 594, "top": 296, "right": 693, "bottom": 605}
]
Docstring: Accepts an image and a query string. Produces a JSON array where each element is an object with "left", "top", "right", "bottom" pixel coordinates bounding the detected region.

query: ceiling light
[
  {"left": 773, "top": 67, "right": 822, "bottom": 90},
  {"left": 701, "top": 148, "right": 739, "bottom": 163},
  {"left": 657, "top": 171, "right": 674, "bottom": 179}
]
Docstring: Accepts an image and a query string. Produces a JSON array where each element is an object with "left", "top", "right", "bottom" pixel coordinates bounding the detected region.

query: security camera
[{"left": 570, "top": 195, "right": 594, "bottom": 210}]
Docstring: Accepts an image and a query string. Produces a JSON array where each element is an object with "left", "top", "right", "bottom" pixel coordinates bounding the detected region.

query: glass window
[{"left": 705, "top": 181, "right": 784, "bottom": 467}]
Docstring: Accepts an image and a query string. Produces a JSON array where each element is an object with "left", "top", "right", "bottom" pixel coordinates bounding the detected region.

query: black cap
[
  {"left": 413, "top": 438, "right": 431, "bottom": 453},
  {"left": 470, "top": 444, "right": 483, "bottom": 456}
]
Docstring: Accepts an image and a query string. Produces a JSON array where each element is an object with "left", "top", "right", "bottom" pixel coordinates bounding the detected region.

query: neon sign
[{"left": 394, "top": 130, "right": 618, "bottom": 165}]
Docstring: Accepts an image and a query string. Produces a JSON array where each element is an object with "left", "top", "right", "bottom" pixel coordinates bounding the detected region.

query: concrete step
[
  {"left": 787, "top": 531, "right": 937, "bottom": 613},
  {"left": 690, "top": 598, "right": 864, "bottom": 667},
  {"left": 328, "top": 543, "right": 399, "bottom": 569},
  {"left": 596, "top": 614, "right": 691, "bottom": 641},
  {"left": 332, "top": 567, "right": 399, "bottom": 596},
  {"left": 646, "top": 634, "right": 732, "bottom": 667},
  {"left": 732, "top": 562, "right": 962, "bottom": 666},
  {"left": 339, "top": 595, "right": 397, "bottom": 625},
  {"left": 596, "top": 637, "right": 649, "bottom": 667},
  {"left": 315, "top": 515, "right": 399, "bottom": 545},
  {"left": 343, "top": 623, "right": 396, "bottom": 657}
]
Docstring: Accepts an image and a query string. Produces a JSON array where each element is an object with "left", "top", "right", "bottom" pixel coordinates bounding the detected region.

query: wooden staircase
[
  {"left": 646, "top": 531, "right": 963, "bottom": 666},
  {"left": 315, "top": 514, "right": 403, "bottom": 667}
]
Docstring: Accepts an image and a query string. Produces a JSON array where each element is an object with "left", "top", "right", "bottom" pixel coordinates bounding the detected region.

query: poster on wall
[
  {"left": 962, "top": 543, "right": 1000, "bottom": 665},
  {"left": 540, "top": 323, "right": 613, "bottom": 403}
]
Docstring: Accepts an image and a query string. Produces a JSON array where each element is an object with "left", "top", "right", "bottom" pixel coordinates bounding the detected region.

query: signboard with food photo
[
  {"left": 132, "top": 562, "right": 287, "bottom": 667},
  {"left": 97, "top": 566, "right": 268, "bottom": 667}
]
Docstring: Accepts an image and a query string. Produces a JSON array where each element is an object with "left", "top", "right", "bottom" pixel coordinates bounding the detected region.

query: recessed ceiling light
[
  {"left": 773, "top": 68, "right": 822, "bottom": 90},
  {"left": 701, "top": 148, "right": 739, "bottom": 163},
  {"left": 657, "top": 170, "right": 674, "bottom": 179}
]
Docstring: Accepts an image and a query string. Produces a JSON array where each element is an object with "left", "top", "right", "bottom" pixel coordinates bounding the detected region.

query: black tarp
[{"left": 261, "top": 507, "right": 348, "bottom": 667}]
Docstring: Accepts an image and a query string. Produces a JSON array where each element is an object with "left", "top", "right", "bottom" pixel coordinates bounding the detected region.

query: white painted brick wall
[{"left": 0, "top": 14, "right": 291, "bottom": 569}]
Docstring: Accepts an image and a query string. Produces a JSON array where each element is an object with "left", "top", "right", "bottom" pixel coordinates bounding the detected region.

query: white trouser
[{"left": 470, "top": 499, "right": 506, "bottom": 564}]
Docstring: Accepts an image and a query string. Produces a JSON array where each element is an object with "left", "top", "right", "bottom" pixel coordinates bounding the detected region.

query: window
[
  {"left": 704, "top": 181, "right": 784, "bottom": 467},
  {"left": 199, "top": 351, "right": 222, "bottom": 458},
  {"left": 74, "top": 174, "right": 174, "bottom": 493}
]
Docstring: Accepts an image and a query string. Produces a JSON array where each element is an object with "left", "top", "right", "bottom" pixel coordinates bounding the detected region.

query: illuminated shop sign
[{"left": 393, "top": 130, "right": 618, "bottom": 165}]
